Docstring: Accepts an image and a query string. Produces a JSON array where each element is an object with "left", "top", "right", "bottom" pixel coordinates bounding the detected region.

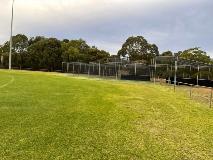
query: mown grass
[{"left": 0, "top": 70, "right": 212, "bottom": 160}]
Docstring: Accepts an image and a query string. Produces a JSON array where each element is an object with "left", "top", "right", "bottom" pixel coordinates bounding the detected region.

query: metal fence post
[
  {"left": 190, "top": 85, "right": 192, "bottom": 99},
  {"left": 88, "top": 64, "right": 90, "bottom": 77},
  {"left": 66, "top": 63, "right": 69, "bottom": 73},
  {"left": 99, "top": 62, "right": 101, "bottom": 77},
  {"left": 197, "top": 65, "right": 199, "bottom": 86},
  {"left": 72, "top": 63, "right": 74, "bottom": 74},
  {"left": 210, "top": 88, "right": 213, "bottom": 108},
  {"left": 174, "top": 60, "right": 177, "bottom": 92},
  {"left": 154, "top": 58, "right": 157, "bottom": 84}
]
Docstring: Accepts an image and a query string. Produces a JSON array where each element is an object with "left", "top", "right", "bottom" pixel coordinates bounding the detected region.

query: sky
[{"left": 0, "top": 0, "right": 213, "bottom": 55}]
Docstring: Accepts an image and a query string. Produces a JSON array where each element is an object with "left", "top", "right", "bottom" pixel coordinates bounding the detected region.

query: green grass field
[{"left": 0, "top": 70, "right": 212, "bottom": 160}]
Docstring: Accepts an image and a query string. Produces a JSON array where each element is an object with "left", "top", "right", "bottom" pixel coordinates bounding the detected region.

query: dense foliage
[
  {"left": 118, "top": 36, "right": 159, "bottom": 63},
  {"left": 0, "top": 34, "right": 110, "bottom": 71},
  {"left": 176, "top": 47, "right": 211, "bottom": 64},
  {"left": 1, "top": 34, "right": 212, "bottom": 72},
  {"left": 161, "top": 51, "right": 173, "bottom": 56}
]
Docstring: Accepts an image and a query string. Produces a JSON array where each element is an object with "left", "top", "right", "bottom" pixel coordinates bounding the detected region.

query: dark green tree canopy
[
  {"left": 28, "top": 38, "right": 62, "bottom": 71},
  {"left": 161, "top": 51, "right": 173, "bottom": 56},
  {"left": 87, "top": 47, "right": 110, "bottom": 63},
  {"left": 176, "top": 47, "right": 211, "bottom": 64},
  {"left": 1, "top": 34, "right": 28, "bottom": 54},
  {"left": 0, "top": 34, "right": 29, "bottom": 69},
  {"left": 118, "top": 36, "right": 159, "bottom": 62},
  {"left": 0, "top": 34, "right": 110, "bottom": 71},
  {"left": 61, "top": 39, "right": 109, "bottom": 63},
  {"left": 28, "top": 36, "right": 45, "bottom": 46}
]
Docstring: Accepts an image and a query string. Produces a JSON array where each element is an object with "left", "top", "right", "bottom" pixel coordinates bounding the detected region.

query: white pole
[
  {"left": 9, "top": 0, "right": 15, "bottom": 70},
  {"left": 99, "top": 62, "right": 101, "bottom": 76},
  {"left": 210, "top": 88, "right": 213, "bottom": 108},
  {"left": 197, "top": 65, "right": 200, "bottom": 86},
  {"left": 66, "top": 63, "right": 69, "bottom": 73},
  {"left": 208, "top": 67, "right": 210, "bottom": 80},
  {"left": 174, "top": 60, "right": 177, "bottom": 92},
  {"left": 154, "top": 58, "right": 157, "bottom": 83}
]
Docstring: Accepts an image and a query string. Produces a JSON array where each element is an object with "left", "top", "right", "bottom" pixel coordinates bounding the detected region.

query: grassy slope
[{"left": 0, "top": 70, "right": 212, "bottom": 160}]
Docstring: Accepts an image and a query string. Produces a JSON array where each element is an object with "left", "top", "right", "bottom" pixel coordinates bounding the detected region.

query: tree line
[
  {"left": 118, "top": 36, "right": 212, "bottom": 64},
  {"left": 0, "top": 34, "right": 212, "bottom": 71},
  {"left": 0, "top": 34, "right": 110, "bottom": 71}
]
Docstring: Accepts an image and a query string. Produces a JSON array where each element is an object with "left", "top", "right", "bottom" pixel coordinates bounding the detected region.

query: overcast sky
[{"left": 0, "top": 0, "right": 213, "bottom": 55}]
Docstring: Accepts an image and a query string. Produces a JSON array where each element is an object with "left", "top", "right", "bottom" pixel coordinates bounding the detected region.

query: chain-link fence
[
  {"left": 62, "top": 62, "right": 151, "bottom": 81},
  {"left": 62, "top": 61, "right": 213, "bottom": 108},
  {"left": 62, "top": 62, "right": 119, "bottom": 78},
  {"left": 158, "top": 79, "right": 213, "bottom": 108}
]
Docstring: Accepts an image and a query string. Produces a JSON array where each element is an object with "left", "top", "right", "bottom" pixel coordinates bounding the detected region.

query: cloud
[{"left": 0, "top": 0, "right": 213, "bottom": 56}]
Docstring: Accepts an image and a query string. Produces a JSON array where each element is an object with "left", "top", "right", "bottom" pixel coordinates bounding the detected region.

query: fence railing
[{"left": 158, "top": 79, "right": 213, "bottom": 108}]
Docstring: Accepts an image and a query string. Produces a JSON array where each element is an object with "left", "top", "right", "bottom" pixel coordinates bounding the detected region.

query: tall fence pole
[
  {"left": 118, "top": 64, "right": 121, "bottom": 79},
  {"left": 189, "top": 84, "right": 193, "bottom": 98},
  {"left": 80, "top": 63, "right": 82, "bottom": 74},
  {"left": 72, "top": 63, "right": 74, "bottom": 74},
  {"left": 88, "top": 64, "right": 90, "bottom": 77},
  {"left": 210, "top": 88, "right": 213, "bottom": 108},
  {"left": 151, "top": 58, "right": 154, "bottom": 82},
  {"left": 170, "top": 64, "right": 173, "bottom": 85},
  {"left": 197, "top": 65, "right": 200, "bottom": 86},
  {"left": 154, "top": 58, "right": 157, "bottom": 84},
  {"left": 78, "top": 62, "right": 80, "bottom": 75},
  {"left": 174, "top": 60, "right": 177, "bottom": 92},
  {"left": 208, "top": 67, "right": 210, "bottom": 80},
  {"left": 115, "top": 62, "right": 118, "bottom": 80},
  {"left": 66, "top": 63, "right": 69, "bottom": 73},
  {"left": 99, "top": 62, "right": 101, "bottom": 77},
  {"left": 105, "top": 66, "right": 107, "bottom": 77}
]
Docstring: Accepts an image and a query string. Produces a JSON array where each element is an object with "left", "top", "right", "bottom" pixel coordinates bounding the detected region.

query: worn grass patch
[{"left": 0, "top": 70, "right": 212, "bottom": 160}]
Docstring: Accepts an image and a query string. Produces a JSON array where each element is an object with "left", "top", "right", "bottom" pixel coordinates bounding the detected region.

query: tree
[
  {"left": 118, "top": 36, "right": 159, "bottom": 62},
  {"left": 176, "top": 47, "right": 211, "bottom": 64},
  {"left": 62, "top": 39, "right": 69, "bottom": 43},
  {"left": 28, "top": 36, "right": 45, "bottom": 46},
  {"left": 61, "top": 39, "right": 109, "bottom": 63},
  {"left": 1, "top": 34, "right": 28, "bottom": 53},
  {"left": 28, "top": 38, "right": 62, "bottom": 71},
  {"left": 0, "top": 34, "right": 111, "bottom": 70},
  {"left": 61, "top": 39, "right": 88, "bottom": 62},
  {"left": 0, "top": 34, "right": 29, "bottom": 69},
  {"left": 161, "top": 51, "right": 173, "bottom": 56},
  {"left": 87, "top": 47, "right": 110, "bottom": 63}
]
